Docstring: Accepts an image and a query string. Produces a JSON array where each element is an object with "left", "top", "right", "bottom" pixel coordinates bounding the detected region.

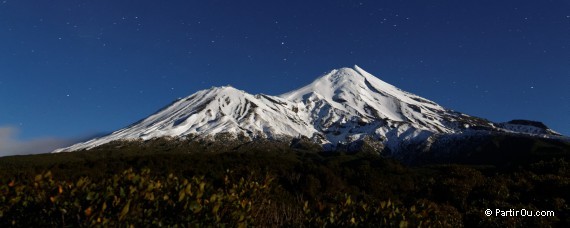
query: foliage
[
  {"left": 0, "top": 168, "right": 459, "bottom": 227},
  {"left": 0, "top": 138, "right": 568, "bottom": 226},
  {"left": 1, "top": 168, "right": 275, "bottom": 226}
]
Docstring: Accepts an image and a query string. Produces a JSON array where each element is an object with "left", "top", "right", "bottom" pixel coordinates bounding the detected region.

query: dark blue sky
[{"left": 1, "top": 0, "right": 569, "bottom": 145}]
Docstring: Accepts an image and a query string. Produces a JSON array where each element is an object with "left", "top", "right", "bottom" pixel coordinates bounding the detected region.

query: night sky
[{"left": 1, "top": 0, "right": 569, "bottom": 155}]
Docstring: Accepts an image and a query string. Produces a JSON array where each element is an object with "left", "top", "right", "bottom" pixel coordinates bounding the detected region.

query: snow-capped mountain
[{"left": 54, "top": 65, "right": 561, "bottom": 153}]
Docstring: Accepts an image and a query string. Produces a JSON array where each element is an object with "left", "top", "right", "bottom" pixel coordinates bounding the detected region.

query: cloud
[{"left": 0, "top": 127, "right": 78, "bottom": 157}]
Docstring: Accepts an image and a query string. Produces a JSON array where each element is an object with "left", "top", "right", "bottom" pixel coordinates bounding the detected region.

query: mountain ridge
[{"left": 55, "top": 66, "right": 564, "bottom": 154}]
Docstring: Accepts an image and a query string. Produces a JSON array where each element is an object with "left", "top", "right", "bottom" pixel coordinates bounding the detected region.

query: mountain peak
[
  {"left": 279, "top": 65, "right": 450, "bottom": 132},
  {"left": 280, "top": 66, "right": 362, "bottom": 100},
  {"left": 280, "top": 65, "right": 400, "bottom": 100},
  {"left": 333, "top": 65, "right": 361, "bottom": 74},
  {"left": 206, "top": 85, "right": 241, "bottom": 92}
]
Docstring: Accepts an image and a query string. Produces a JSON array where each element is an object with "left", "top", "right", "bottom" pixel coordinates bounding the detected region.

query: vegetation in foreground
[{"left": 0, "top": 138, "right": 568, "bottom": 227}]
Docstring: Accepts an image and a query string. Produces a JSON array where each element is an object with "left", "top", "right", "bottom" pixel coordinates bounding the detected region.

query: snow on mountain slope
[
  {"left": 54, "top": 65, "right": 559, "bottom": 153},
  {"left": 497, "top": 120, "right": 561, "bottom": 136},
  {"left": 56, "top": 86, "right": 315, "bottom": 152},
  {"left": 281, "top": 66, "right": 452, "bottom": 132},
  {"left": 279, "top": 66, "right": 501, "bottom": 150}
]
